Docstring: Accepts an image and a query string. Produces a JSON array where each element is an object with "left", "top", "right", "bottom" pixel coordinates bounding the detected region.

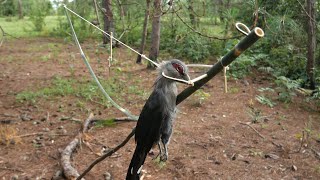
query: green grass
[
  {"left": 16, "top": 76, "right": 123, "bottom": 105},
  {"left": 0, "top": 16, "right": 60, "bottom": 37},
  {"left": 16, "top": 76, "right": 75, "bottom": 103}
]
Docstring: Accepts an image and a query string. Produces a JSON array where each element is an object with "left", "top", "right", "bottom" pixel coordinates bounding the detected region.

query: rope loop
[{"left": 235, "top": 22, "right": 250, "bottom": 36}]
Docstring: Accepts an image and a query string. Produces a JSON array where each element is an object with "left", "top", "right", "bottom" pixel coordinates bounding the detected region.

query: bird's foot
[
  {"left": 160, "top": 153, "right": 168, "bottom": 162},
  {"left": 152, "top": 153, "right": 160, "bottom": 160}
]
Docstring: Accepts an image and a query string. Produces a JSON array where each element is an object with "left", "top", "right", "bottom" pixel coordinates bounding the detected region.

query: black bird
[{"left": 126, "top": 59, "right": 191, "bottom": 180}]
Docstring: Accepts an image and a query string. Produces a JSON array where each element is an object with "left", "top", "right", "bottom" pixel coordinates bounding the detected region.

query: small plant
[
  {"left": 193, "top": 89, "right": 211, "bottom": 106},
  {"left": 256, "top": 95, "right": 276, "bottom": 108},
  {"left": 68, "top": 64, "right": 76, "bottom": 77},
  {"left": 0, "top": 125, "right": 21, "bottom": 145},
  {"left": 40, "top": 54, "right": 51, "bottom": 61},
  {"left": 229, "top": 87, "right": 239, "bottom": 94},
  {"left": 258, "top": 87, "right": 275, "bottom": 92},
  {"left": 275, "top": 76, "right": 301, "bottom": 103},
  {"left": 94, "top": 119, "right": 116, "bottom": 128},
  {"left": 247, "top": 106, "right": 263, "bottom": 123}
]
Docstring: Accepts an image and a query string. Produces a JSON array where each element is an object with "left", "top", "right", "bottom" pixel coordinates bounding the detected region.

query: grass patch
[
  {"left": 0, "top": 16, "right": 60, "bottom": 37},
  {"left": 94, "top": 119, "right": 116, "bottom": 128},
  {"left": 16, "top": 76, "right": 124, "bottom": 105}
]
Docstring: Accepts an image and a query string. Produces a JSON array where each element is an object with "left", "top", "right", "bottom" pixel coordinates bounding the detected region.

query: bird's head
[{"left": 159, "top": 59, "right": 192, "bottom": 85}]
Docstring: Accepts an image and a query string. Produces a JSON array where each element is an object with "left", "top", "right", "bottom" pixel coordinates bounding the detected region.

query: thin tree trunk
[
  {"left": 92, "top": 0, "right": 101, "bottom": 25},
  {"left": 136, "top": 0, "right": 151, "bottom": 64},
  {"left": 116, "top": 0, "right": 126, "bottom": 38},
  {"left": 187, "top": 0, "right": 197, "bottom": 28},
  {"left": 18, "top": 0, "right": 23, "bottom": 19},
  {"left": 306, "top": 0, "right": 316, "bottom": 89},
  {"left": 218, "top": 0, "right": 224, "bottom": 22},
  {"left": 116, "top": 0, "right": 125, "bottom": 20},
  {"left": 103, "top": 0, "right": 114, "bottom": 45},
  {"left": 148, "top": 0, "right": 161, "bottom": 68}
]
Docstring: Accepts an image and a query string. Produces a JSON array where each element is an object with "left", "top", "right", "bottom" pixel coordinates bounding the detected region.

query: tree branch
[
  {"left": 76, "top": 128, "right": 135, "bottom": 180},
  {"left": 61, "top": 113, "right": 94, "bottom": 180},
  {"left": 173, "top": 10, "right": 242, "bottom": 40}
]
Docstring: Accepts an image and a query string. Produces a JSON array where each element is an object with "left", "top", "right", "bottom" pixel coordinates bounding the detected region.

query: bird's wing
[{"left": 135, "top": 90, "right": 165, "bottom": 149}]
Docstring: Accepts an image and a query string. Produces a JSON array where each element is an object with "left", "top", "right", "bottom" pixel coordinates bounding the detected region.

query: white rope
[
  {"left": 162, "top": 72, "right": 194, "bottom": 86},
  {"left": 63, "top": 4, "right": 159, "bottom": 67},
  {"left": 63, "top": 4, "right": 223, "bottom": 86},
  {"left": 187, "top": 64, "right": 213, "bottom": 68},
  {"left": 235, "top": 22, "right": 250, "bottom": 36},
  {"left": 191, "top": 74, "right": 207, "bottom": 83},
  {"left": 64, "top": 5, "right": 138, "bottom": 120}
]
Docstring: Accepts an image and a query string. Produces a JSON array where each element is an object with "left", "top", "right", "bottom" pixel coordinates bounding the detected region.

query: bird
[{"left": 126, "top": 59, "right": 191, "bottom": 180}]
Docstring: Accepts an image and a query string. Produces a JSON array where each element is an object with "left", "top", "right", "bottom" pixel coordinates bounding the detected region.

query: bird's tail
[{"left": 126, "top": 145, "right": 148, "bottom": 180}]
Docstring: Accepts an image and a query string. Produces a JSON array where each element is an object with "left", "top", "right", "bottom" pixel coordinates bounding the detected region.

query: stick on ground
[
  {"left": 61, "top": 113, "right": 94, "bottom": 180},
  {"left": 76, "top": 128, "right": 135, "bottom": 180},
  {"left": 239, "top": 122, "right": 265, "bottom": 139}
]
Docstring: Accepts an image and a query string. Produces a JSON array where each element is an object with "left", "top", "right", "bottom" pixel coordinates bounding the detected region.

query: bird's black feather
[{"left": 126, "top": 90, "right": 166, "bottom": 180}]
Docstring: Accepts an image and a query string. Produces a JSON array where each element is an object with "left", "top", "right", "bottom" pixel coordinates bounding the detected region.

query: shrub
[{"left": 29, "top": 0, "right": 52, "bottom": 31}]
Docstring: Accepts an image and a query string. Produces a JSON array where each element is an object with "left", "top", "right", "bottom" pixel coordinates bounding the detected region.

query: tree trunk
[
  {"left": 18, "top": 0, "right": 23, "bottom": 19},
  {"left": 148, "top": 0, "right": 161, "bottom": 68},
  {"left": 136, "top": 0, "right": 151, "bottom": 64},
  {"left": 306, "top": 0, "right": 316, "bottom": 89},
  {"left": 103, "top": 0, "right": 114, "bottom": 45}
]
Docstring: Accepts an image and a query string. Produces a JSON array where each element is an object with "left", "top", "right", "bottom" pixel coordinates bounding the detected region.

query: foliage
[
  {"left": 194, "top": 89, "right": 211, "bottom": 106},
  {"left": 274, "top": 76, "right": 302, "bottom": 103},
  {"left": 255, "top": 95, "right": 276, "bottom": 108},
  {"left": 1, "top": 0, "right": 319, "bottom": 104},
  {"left": 310, "top": 87, "right": 320, "bottom": 100},
  {"left": 173, "top": 34, "right": 211, "bottom": 62},
  {"left": 0, "top": 0, "right": 16, "bottom": 16},
  {"left": 247, "top": 106, "right": 262, "bottom": 123},
  {"left": 228, "top": 52, "right": 268, "bottom": 79},
  {"left": 29, "top": 0, "right": 52, "bottom": 31}
]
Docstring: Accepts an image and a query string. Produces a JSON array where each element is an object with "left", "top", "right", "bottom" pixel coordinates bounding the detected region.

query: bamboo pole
[{"left": 177, "top": 27, "right": 264, "bottom": 104}]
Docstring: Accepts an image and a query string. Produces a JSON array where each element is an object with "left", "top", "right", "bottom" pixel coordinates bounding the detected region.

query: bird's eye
[{"left": 172, "top": 63, "right": 184, "bottom": 75}]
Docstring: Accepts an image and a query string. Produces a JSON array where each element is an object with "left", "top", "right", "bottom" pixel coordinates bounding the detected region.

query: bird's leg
[
  {"left": 160, "top": 139, "right": 169, "bottom": 162},
  {"left": 153, "top": 142, "right": 163, "bottom": 160}
]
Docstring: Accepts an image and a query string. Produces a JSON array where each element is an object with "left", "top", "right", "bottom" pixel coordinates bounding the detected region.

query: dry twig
[
  {"left": 61, "top": 113, "right": 94, "bottom": 180},
  {"left": 239, "top": 122, "right": 265, "bottom": 139},
  {"left": 76, "top": 128, "right": 135, "bottom": 180},
  {"left": 0, "top": 167, "right": 24, "bottom": 173}
]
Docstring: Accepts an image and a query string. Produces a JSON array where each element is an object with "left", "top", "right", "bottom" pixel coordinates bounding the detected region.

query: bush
[
  {"left": 29, "top": 0, "right": 52, "bottom": 31},
  {"left": 160, "top": 26, "right": 217, "bottom": 63}
]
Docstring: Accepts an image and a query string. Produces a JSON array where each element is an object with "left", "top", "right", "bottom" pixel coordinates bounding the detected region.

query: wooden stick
[
  {"left": 61, "top": 113, "right": 94, "bottom": 180},
  {"left": 0, "top": 167, "right": 24, "bottom": 173},
  {"left": 239, "top": 122, "right": 265, "bottom": 139},
  {"left": 76, "top": 128, "right": 135, "bottom": 180},
  {"left": 17, "top": 132, "right": 72, "bottom": 138},
  {"left": 223, "top": 66, "right": 228, "bottom": 93},
  {"left": 109, "top": 32, "right": 113, "bottom": 68}
]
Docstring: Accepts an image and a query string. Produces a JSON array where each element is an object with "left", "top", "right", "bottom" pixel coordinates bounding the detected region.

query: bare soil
[{"left": 0, "top": 38, "right": 320, "bottom": 180}]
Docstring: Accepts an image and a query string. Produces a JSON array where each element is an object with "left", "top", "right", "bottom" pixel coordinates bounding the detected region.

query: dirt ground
[{"left": 0, "top": 38, "right": 320, "bottom": 180}]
